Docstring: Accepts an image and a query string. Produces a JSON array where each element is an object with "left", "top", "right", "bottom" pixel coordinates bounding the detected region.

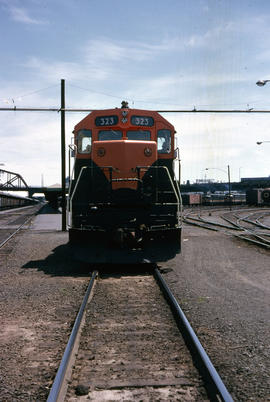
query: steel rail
[
  {"left": 233, "top": 212, "right": 270, "bottom": 233},
  {"left": 234, "top": 234, "right": 270, "bottom": 248},
  {"left": 256, "top": 220, "right": 270, "bottom": 230},
  {"left": 256, "top": 232, "right": 270, "bottom": 237},
  {"left": 154, "top": 268, "right": 233, "bottom": 402},
  {"left": 232, "top": 214, "right": 250, "bottom": 231},
  {"left": 47, "top": 270, "right": 98, "bottom": 402},
  {"left": 243, "top": 217, "right": 270, "bottom": 230},
  {"left": 186, "top": 209, "right": 270, "bottom": 250},
  {"left": 241, "top": 217, "right": 267, "bottom": 228},
  {"left": 252, "top": 233, "right": 270, "bottom": 245},
  {"left": 0, "top": 212, "right": 37, "bottom": 249},
  {"left": 221, "top": 215, "right": 243, "bottom": 229},
  {"left": 197, "top": 216, "right": 241, "bottom": 230},
  {"left": 183, "top": 217, "right": 219, "bottom": 231},
  {"left": 185, "top": 211, "right": 270, "bottom": 251},
  {"left": 222, "top": 213, "right": 270, "bottom": 248},
  {"left": 233, "top": 212, "right": 260, "bottom": 226}
]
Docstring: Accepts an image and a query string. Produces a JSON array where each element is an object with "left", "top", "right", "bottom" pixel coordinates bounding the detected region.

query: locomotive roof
[{"left": 74, "top": 107, "right": 174, "bottom": 131}]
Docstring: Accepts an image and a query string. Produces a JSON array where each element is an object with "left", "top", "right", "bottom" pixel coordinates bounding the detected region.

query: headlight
[
  {"left": 97, "top": 147, "right": 106, "bottom": 157},
  {"left": 144, "top": 147, "right": 152, "bottom": 157}
]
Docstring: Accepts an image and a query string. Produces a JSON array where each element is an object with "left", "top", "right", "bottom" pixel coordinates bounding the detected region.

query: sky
[{"left": 1, "top": 0, "right": 270, "bottom": 186}]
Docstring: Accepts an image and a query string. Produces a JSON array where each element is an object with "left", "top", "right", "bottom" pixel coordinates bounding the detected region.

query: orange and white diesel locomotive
[{"left": 68, "top": 102, "right": 182, "bottom": 263}]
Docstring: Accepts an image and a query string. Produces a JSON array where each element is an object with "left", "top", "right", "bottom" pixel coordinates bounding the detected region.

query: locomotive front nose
[{"left": 92, "top": 140, "right": 157, "bottom": 190}]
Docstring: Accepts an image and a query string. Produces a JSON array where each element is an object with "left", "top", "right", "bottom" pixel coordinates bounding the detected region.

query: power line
[
  {"left": 2, "top": 81, "right": 269, "bottom": 109},
  {"left": 68, "top": 83, "right": 174, "bottom": 107},
  {"left": 67, "top": 83, "right": 270, "bottom": 109},
  {"left": 68, "top": 84, "right": 125, "bottom": 101},
  {"left": 1, "top": 106, "right": 270, "bottom": 113},
  {"left": 68, "top": 84, "right": 212, "bottom": 107},
  {"left": 1, "top": 84, "right": 59, "bottom": 104}
]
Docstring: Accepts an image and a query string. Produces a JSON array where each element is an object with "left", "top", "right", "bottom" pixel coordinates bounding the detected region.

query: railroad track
[
  {"left": 184, "top": 207, "right": 270, "bottom": 249},
  {"left": 0, "top": 204, "right": 42, "bottom": 250},
  {"left": 47, "top": 267, "right": 233, "bottom": 402}
]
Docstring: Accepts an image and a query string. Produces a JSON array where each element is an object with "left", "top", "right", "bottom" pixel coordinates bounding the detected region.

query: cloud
[
  {"left": 15, "top": 30, "right": 254, "bottom": 103},
  {"left": 0, "top": 1, "right": 48, "bottom": 25},
  {"left": 0, "top": 111, "right": 61, "bottom": 185},
  {"left": 20, "top": 38, "right": 177, "bottom": 88},
  {"left": 83, "top": 34, "right": 216, "bottom": 64},
  {"left": 23, "top": 57, "right": 109, "bottom": 84},
  {"left": 83, "top": 38, "right": 174, "bottom": 65},
  {"left": 122, "top": 70, "right": 253, "bottom": 109},
  {"left": 170, "top": 112, "right": 270, "bottom": 182},
  {"left": 181, "top": 15, "right": 270, "bottom": 52},
  {"left": 10, "top": 7, "right": 40, "bottom": 24},
  {"left": 1, "top": 81, "right": 269, "bottom": 186},
  {"left": 2, "top": 18, "right": 270, "bottom": 186}
]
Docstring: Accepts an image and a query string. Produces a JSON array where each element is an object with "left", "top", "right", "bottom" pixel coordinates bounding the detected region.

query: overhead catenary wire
[
  {"left": 1, "top": 106, "right": 270, "bottom": 113},
  {"left": 68, "top": 83, "right": 270, "bottom": 108},
  {"left": 2, "top": 81, "right": 270, "bottom": 110},
  {"left": 1, "top": 84, "right": 60, "bottom": 104}
]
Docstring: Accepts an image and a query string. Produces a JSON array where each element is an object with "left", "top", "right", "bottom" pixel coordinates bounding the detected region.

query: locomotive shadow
[
  {"left": 69, "top": 228, "right": 180, "bottom": 265},
  {"left": 69, "top": 239, "right": 180, "bottom": 266},
  {"left": 21, "top": 240, "right": 178, "bottom": 276},
  {"left": 21, "top": 243, "right": 157, "bottom": 276},
  {"left": 21, "top": 243, "right": 91, "bottom": 277}
]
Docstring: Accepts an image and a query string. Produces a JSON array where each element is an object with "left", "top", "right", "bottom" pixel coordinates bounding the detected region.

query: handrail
[
  {"left": 68, "top": 166, "right": 87, "bottom": 228},
  {"left": 137, "top": 164, "right": 181, "bottom": 198},
  {"left": 69, "top": 165, "right": 182, "bottom": 229},
  {"left": 111, "top": 178, "right": 142, "bottom": 182},
  {"left": 67, "top": 144, "right": 77, "bottom": 227}
]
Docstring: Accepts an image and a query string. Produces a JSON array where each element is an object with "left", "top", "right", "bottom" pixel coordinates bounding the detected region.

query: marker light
[
  {"left": 97, "top": 147, "right": 106, "bottom": 157},
  {"left": 144, "top": 147, "right": 152, "bottom": 157}
]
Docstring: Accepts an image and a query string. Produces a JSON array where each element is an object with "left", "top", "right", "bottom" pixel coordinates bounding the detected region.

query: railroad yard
[{"left": 0, "top": 204, "right": 269, "bottom": 401}]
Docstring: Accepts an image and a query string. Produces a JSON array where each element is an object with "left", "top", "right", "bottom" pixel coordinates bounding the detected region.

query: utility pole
[{"left": 61, "top": 79, "right": 66, "bottom": 231}]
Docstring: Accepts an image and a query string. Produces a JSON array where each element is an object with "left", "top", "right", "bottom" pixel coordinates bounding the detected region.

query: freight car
[
  {"left": 202, "top": 192, "right": 245, "bottom": 206},
  {"left": 68, "top": 102, "right": 182, "bottom": 263},
  {"left": 246, "top": 189, "right": 264, "bottom": 205},
  {"left": 224, "top": 192, "right": 246, "bottom": 205},
  {"left": 202, "top": 193, "right": 225, "bottom": 205},
  {"left": 0, "top": 191, "right": 38, "bottom": 211},
  {"left": 261, "top": 188, "right": 270, "bottom": 204},
  {"left": 181, "top": 193, "right": 202, "bottom": 205},
  {"left": 246, "top": 188, "right": 270, "bottom": 205}
]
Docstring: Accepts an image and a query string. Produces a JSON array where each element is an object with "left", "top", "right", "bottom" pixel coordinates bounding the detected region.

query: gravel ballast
[{"left": 0, "top": 206, "right": 269, "bottom": 401}]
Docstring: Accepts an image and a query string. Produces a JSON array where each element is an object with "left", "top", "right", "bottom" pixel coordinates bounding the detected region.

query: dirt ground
[
  {"left": 0, "top": 226, "right": 89, "bottom": 400},
  {"left": 0, "top": 207, "right": 269, "bottom": 401},
  {"left": 163, "top": 222, "right": 270, "bottom": 401}
]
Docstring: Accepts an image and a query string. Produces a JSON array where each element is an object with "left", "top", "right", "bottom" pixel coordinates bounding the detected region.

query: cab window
[
  {"left": 158, "top": 129, "right": 171, "bottom": 153},
  {"left": 77, "top": 129, "right": 92, "bottom": 153},
  {"left": 126, "top": 130, "right": 151, "bottom": 140},
  {"left": 98, "top": 130, "right": 122, "bottom": 141}
]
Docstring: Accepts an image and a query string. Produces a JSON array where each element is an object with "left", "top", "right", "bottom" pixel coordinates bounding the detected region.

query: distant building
[
  {"left": 196, "top": 179, "right": 215, "bottom": 184},
  {"left": 241, "top": 177, "right": 270, "bottom": 186}
]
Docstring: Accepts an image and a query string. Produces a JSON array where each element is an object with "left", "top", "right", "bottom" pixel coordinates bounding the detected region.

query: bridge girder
[{"left": 0, "top": 169, "right": 28, "bottom": 190}]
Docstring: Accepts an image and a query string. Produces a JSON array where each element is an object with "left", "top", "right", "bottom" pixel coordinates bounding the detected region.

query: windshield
[
  {"left": 157, "top": 129, "right": 171, "bottom": 153},
  {"left": 126, "top": 130, "right": 151, "bottom": 140},
  {"left": 77, "top": 129, "right": 92, "bottom": 153},
  {"left": 98, "top": 130, "right": 122, "bottom": 141}
]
